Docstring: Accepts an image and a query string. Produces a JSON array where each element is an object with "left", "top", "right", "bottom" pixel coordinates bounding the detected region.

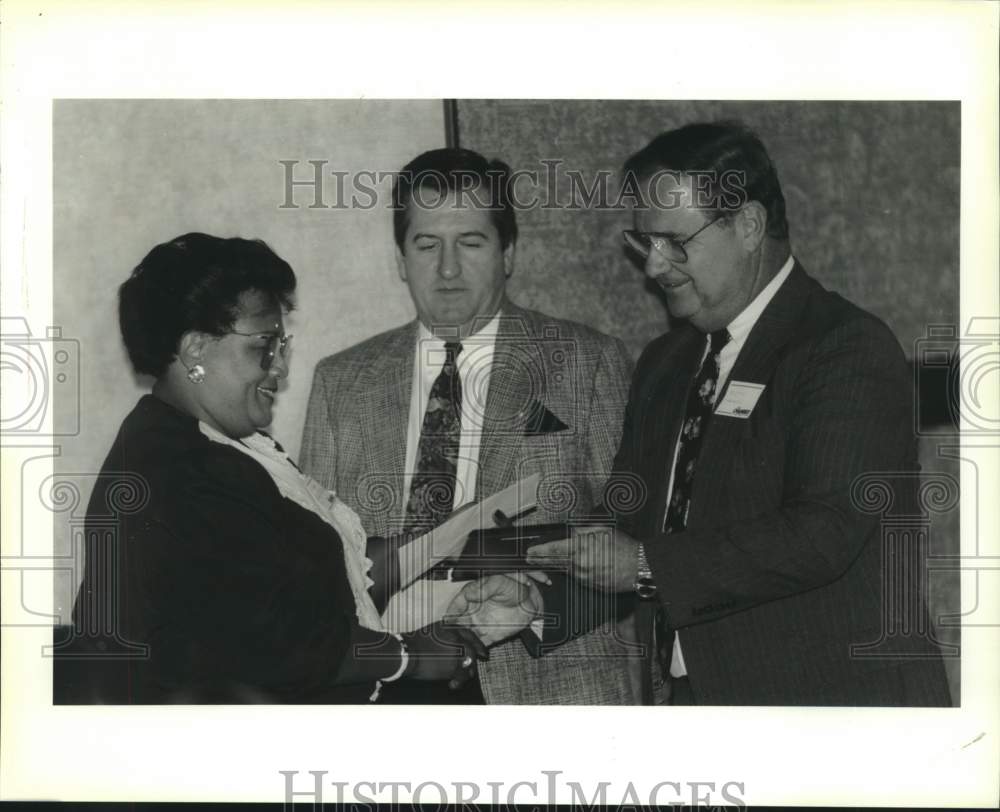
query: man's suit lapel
[
  {"left": 477, "top": 303, "right": 540, "bottom": 500},
  {"left": 688, "top": 262, "right": 810, "bottom": 528},
  {"left": 356, "top": 322, "right": 415, "bottom": 533},
  {"left": 637, "top": 325, "right": 704, "bottom": 537},
  {"left": 726, "top": 262, "right": 809, "bottom": 388}
]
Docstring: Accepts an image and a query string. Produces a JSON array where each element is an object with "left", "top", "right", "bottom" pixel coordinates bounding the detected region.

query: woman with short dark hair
[{"left": 63, "top": 232, "right": 533, "bottom": 703}]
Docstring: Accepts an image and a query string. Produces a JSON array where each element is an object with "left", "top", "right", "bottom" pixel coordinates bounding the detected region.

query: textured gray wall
[{"left": 456, "top": 100, "right": 959, "bottom": 362}]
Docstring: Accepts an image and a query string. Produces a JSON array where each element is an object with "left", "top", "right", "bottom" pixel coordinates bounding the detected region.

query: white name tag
[{"left": 715, "top": 381, "right": 765, "bottom": 419}]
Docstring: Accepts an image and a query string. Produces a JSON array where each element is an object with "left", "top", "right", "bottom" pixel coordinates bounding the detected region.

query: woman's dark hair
[
  {"left": 392, "top": 147, "right": 518, "bottom": 251},
  {"left": 624, "top": 120, "right": 790, "bottom": 240},
  {"left": 118, "top": 232, "right": 296, "bottom": 377}
]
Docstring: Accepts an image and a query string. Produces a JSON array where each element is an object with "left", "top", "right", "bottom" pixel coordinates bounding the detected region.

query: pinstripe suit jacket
[
  {"left": 617, "top": 263, "right": 951, "bottom": 705},
  {"left": 300, "top": 300, "right": 641, "bottom": 704}
]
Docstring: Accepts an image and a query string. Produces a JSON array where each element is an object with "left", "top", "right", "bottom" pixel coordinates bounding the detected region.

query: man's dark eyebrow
[{"left": 410, "top": 230, "right": 491, "bottom": 240}]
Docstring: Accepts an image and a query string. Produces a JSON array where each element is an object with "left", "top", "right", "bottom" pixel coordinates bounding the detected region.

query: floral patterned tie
[
  {"left": 663, "top": 329, "right": 731, "bottom": 534},
  {"left": 404, "top": 341, "right": 463, "bottom": 534}
]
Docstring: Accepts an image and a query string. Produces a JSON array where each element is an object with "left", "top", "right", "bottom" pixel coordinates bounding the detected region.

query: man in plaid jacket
[{"left": 300, "top": 147, "right": 640, "bottom": 705}]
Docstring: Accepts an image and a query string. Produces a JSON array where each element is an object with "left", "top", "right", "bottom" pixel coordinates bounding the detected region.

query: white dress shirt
[
  {"left": 399, "top": 311, "right": 551, "bottom": 640},
  {"left": 403, "top": 312, "right": 501, "bottom": 514},
  {"left": 667, "top": 253, "right": 795, "bottom": 677}
]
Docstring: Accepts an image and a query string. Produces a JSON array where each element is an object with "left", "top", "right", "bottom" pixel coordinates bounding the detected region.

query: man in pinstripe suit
[
  {"left": 300, "top": 147, "right": 641, "bottom": 704},
  {"left": 529, "top": 122, "right": 952, "bottom": 705}
]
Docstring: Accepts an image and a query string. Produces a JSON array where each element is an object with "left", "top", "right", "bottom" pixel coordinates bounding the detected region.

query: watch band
[{"left": 634, "top": 542, "right": 657, "bottom": 599}]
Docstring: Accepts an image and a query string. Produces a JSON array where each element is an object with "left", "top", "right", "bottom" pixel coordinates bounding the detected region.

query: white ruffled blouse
[{"left": 198, "top": 423, "right": 385, "bottom": 632}]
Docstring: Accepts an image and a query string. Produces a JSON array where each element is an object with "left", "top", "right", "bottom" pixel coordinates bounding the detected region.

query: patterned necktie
[
  {"left": 653, "top": 329, "right": 731, "bottom": 697},
  {"left": 404, "top": 341, "right": 463, "bottom": 534},
  {"left": 663, "top": 329, "right": 731, "bottom": 534}
]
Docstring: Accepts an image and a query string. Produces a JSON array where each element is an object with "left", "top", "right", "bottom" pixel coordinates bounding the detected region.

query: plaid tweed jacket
[{"left": 300, "top": 300, "right": 640, "bottom": 704}]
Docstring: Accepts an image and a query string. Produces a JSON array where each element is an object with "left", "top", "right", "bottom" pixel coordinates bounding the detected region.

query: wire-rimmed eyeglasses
[
  {"left": 623, "top": 216, "right": 724, "bottom": 264},
  {"left": 228, "top": 331, "right": 293, "bottom": 371}
]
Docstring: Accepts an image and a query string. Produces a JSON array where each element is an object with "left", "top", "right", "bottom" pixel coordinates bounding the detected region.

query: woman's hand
[
  {"left": 402, "top": 622, "right": 488, "bottom": 690},
  {"left": 444, "top": 573, "right": 544, "bottom": 647},
  {"left": 364, "top": 536, "right": 401, "bottom": 612}
]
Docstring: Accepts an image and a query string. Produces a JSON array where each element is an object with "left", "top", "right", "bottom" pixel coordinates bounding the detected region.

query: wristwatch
[{"left": 634, "top": 542, "right": 657, "bottom": 599}]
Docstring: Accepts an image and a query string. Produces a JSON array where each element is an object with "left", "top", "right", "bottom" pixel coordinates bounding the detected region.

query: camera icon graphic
[
  {"left": 0, "top": 316, "right": 81, "bottom": 436},
  {"left": 914, "top": 319, "right": 999, "bottom": 436}
]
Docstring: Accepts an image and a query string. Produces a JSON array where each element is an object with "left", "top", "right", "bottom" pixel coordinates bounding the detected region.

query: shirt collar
[
  {"left": 416, "top": 310, "right": 502, "bottom": 379},
  {"left": 416, "top": 310, "right": 503, "bottom": 347},
  {"left": 725, "top": 253, "right": 795, "bottom": 349}
]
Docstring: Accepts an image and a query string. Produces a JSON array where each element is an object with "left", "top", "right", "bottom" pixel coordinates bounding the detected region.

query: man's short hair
[
  {"left": 624, "top": 121, "right": 790, "bottom": 240},
  {"left": 392, "top": 147, "right": 519, "bottom": 251}
]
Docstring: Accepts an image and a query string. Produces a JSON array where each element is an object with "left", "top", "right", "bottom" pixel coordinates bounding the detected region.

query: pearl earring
[{"left": 186, "top": 363, "right": 206, "bottom": 384}]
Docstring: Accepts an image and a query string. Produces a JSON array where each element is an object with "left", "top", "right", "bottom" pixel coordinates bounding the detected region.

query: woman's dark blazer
[{"left": 59, "top": 395, "right": 371, "bottom": 703}]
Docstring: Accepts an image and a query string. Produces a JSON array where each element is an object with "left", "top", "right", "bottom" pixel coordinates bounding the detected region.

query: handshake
[
  {"left": 444, "top": 571, "right": 548, "bottom": 647},
  {"left": 440, "top": 522, "right": 640, "bottom": 649},
  {"left": 437, "top": 523, "right": 564, "bottom": 648},
  {"left": 398, "top": 522, "right": 640, "bottom": 692}
]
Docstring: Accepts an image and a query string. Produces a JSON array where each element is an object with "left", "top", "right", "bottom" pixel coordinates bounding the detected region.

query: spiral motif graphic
[
  {"left": 918, "top": 474, "right": 960, "bottom": 515},
  {"left": 603, "top": 472, "right": 648, "bottom": 516},
  {"left": 0, "top": 342, "right": 49, "bottom": 432},
  {"left": 105, "top": 474, "right": 151, "bottom": 515},
  {"left": 40, "top": 477, "right": 82, "bottom": 514},
  {"left": 354, "top": 473, "right": 400, "bottom": 515},
  {"left": 850, "top": 474, "right": 895, "bottom": 515},
  {"left": 537, "top": 476, "right": 580, "bottom": 516},
  {"left": 418, "top": 478, "right": 460, "bottom": 514}
]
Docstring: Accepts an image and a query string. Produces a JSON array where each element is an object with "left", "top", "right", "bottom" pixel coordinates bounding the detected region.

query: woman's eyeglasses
[{"left": 228, "top": 331, "right": 293, "bottom": 371}]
